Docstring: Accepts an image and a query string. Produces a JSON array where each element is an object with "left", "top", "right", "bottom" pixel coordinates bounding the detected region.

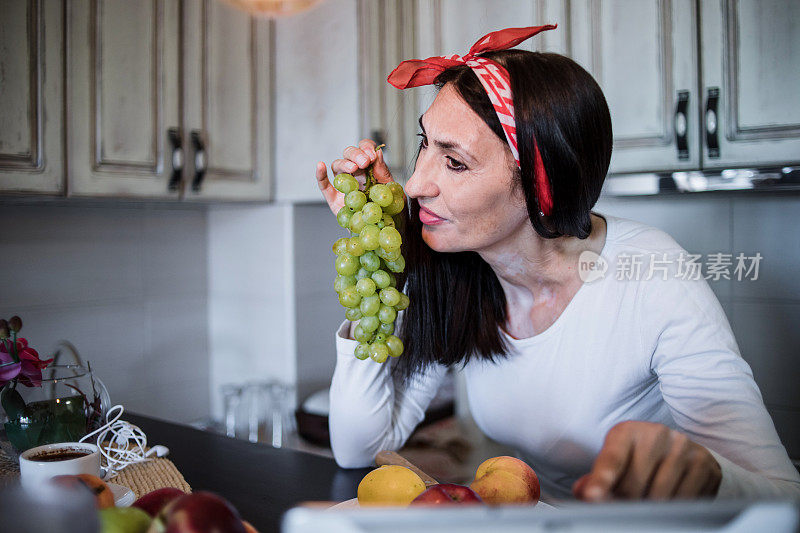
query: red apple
[
  {"left": 147, "top": 491, "right": 246, "bottom": 533},
  {"left": 411, "top": 483, "right": 483, "bottom": 506},
  {"left": 133, "top": 487, "right": 186, "bottom": 517}
]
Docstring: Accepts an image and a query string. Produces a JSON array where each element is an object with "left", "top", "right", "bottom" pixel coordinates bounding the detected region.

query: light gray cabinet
[
  {"left": 67, "top": 0, "right": 182, "bottom": 198},
  {"left": 700, "top": 0, "right": 800, "bottom": 168},
  {"left": 182, "top": 0, "right": 272, "bottom": 201},
  {"left": 569, "top": 0, "right": 700, "bottom": 174},
  {"left": 0, "top": 0, "right": 64, "bottom": 194}
]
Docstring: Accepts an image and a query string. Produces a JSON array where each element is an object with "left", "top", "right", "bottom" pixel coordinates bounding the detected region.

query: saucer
[{"left": 108, "top": 482, "right": 136, "bottom": 507}]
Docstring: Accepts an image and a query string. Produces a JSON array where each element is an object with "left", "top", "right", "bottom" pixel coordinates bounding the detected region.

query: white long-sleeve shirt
[{"left": 329, "top": 213, "right": 800, "bottom": 500}]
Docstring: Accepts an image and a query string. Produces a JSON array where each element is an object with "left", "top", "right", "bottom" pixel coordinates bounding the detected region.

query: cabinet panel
[
  {"left": 183, "top": 0, "right": 271, "bottom": 201},
  {"left": 68, "top": 0, "right": 180, "bottom": 198},
  {"left": 701, "top": 0, "right": 800, "bottom": 168},
  {"left": 0, "top": 0, "right": 64, "bottom": 194},
  {"left": 571, "top": 0, "right": 699, "bottom": 174}
]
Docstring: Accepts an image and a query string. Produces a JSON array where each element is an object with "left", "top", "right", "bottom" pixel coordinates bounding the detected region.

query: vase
[{"left": 0, "top": 364, "right": 110, "bottom": 453}]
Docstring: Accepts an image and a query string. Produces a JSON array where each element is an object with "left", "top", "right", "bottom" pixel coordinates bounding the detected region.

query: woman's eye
[
  {"left": 417, "top": 133, "right": 428, "bottom": 149},
  {"left": 446, "top": 156, "right": 466, "bottom": 172}
]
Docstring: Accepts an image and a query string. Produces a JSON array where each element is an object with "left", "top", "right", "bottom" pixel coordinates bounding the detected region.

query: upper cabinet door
[
  {"left": 0, "top": 0, "right": 64, "bottom": 194},
  {"left": 700, "top": 0, "right": 800, "bottom": 168},
  {"left": 570, "top": 0, "right": 700, "bottom": 174},
  {"left": 67, "top": 0, "right": 181, "bottom": 198},
  {"left": 182, "top": 0, "right": 272, "bottom": 201}
]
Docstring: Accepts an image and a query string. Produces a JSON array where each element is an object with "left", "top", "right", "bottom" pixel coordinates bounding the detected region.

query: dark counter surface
[{"left": 127, "top": 413, "right": 370, "bottom": 533}]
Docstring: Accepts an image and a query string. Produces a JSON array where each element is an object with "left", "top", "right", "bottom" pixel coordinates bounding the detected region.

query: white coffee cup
[{"left": 19, "top": 442, "right": 102, "bottom": 489}]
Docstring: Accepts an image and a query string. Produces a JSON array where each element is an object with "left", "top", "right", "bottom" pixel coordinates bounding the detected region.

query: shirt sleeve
[
  {"left": 328, "top": 320, "right": 449, "bottom": 468},
  {"left": 641, "top": 262, "right": 800, "bottom": 500}
]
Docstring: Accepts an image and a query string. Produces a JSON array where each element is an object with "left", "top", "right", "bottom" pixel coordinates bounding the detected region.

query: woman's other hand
[
  {"left": 316, "top": 139, "right": 393, "bottom": 216},
  {"left": 573, "top": 421, "right": 722, "bottom": 501}
]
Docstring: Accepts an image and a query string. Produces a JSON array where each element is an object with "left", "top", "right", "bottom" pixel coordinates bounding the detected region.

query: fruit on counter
[
  {"left": 468, "top": 456, "right": 540, "bottom": 505},
  {"left": 331, "top": 149, "right": 409, "bottom": 364},
  {"left": 357, "top": 465, "right": 426, "bottom": 506},
  {"left": 147, "top": 491, "right": 246, "bottom": 533},
  {"left": 410, "top": 483, "right": 483, "bottom": 506},
  {"left": 99, "top": 507, "right": 152, "bottom": 533},
  {"left": 52, "top": 473, "right": 116, "bottom": 509},
  {"left": 132, "top": 487, "right": 186, "bottom": 517}
]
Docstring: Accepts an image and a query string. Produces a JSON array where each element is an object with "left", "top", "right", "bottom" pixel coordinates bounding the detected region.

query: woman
[{"left": 314, "top": 27, "right": 800, "bottom": 501}]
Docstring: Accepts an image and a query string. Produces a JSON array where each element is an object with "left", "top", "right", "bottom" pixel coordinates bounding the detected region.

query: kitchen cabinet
[
  {"left": 0, "top": 0, "right": 65, "bottom": 195},
  {"left": 569, "top": 0, "right": 700, "bottom": 174},
  {"left": 67, "top": 0, "right": 182, "bottom": 198},
  {"left": 67, "top": 0, "right": 272, "bottom": 200},
  {"left": 182, "top": 0, "right": 272, "bottom": 201},
  {"left": 699, "top": 0, "right": 800, "bottom": 169}
]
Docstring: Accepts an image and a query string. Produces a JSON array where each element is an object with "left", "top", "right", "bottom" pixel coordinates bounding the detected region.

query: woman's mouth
[{"left": 418, "top": 205, "right": 447, "bottom": 225}]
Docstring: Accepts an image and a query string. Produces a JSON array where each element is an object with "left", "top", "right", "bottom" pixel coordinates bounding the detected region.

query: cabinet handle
[
  {"left": 167, "top": 127, "right": 184, "bottom": 192},
  {"left": 191, "top": 130, "right": 208, "bottom": 192},
  {"left": 674, "top": 91, "right": 689, "bottom": 161},
  {"left": 704, "top": 87, "right": 720, "bottom": 159}
]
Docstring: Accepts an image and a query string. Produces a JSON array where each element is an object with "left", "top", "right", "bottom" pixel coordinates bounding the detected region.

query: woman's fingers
[
  {"left": 372, "top": 147, "right": 393, "bottom": 183},
  {"left": 673, "top": 447, "right": 722, "bottom": 498},
  {"left": 331, "top": 158, "right": 359, "bottom": 176},
  {"left": 316, "top": 161, "right": 344, "bottom": 214},
  {"left": 343, "top": 145, "right": 373, "bottom": 169},
  {"left": 579, "top": 424, "right": 635, "bottom": 501},
  {"left": 647, "top": 432, "right": 691, "bottom": 499},
  {"left": 613, "top": 424, "right": 671, "bottom": 498}
]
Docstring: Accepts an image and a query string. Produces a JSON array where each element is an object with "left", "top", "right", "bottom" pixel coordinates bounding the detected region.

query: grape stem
[{"left": 365, "top": 144, "right": 386, "bottom": 190}]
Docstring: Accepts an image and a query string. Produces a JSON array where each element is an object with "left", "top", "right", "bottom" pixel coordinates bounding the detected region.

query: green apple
[{"left": 99, "top": 507, "right": 152, "bottom": 533}]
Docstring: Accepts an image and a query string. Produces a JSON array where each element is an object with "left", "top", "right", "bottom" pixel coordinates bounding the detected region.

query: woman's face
[{"left": 405, "top": 83, "right": 530, "bottom": 254}]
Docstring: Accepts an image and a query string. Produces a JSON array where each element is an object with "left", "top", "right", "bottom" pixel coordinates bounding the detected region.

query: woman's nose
[{"left": 404, "top": 155, "right": 439, "bottom": 199}]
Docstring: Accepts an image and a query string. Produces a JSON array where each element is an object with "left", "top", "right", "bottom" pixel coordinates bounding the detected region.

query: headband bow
[{"left": 387, "top": 25, "right": 557, "bottom": 216}]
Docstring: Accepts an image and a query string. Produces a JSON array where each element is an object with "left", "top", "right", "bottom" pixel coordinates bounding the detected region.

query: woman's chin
[{"left": 421, "top": 229, "right": 465, "bottom": 254}]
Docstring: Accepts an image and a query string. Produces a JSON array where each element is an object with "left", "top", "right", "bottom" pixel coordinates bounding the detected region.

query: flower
[{"left": 0, "top": 338, "right": 53, "bottom": 388}]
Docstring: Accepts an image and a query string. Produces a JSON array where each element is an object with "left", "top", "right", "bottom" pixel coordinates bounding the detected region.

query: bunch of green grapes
[{"left": 331, "top": 164, "right": 409, "bottom": 364}]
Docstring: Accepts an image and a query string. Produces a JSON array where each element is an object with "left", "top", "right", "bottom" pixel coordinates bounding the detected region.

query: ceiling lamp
[{"left": 223, "top": 0, "right": 322, "bottom": 17}]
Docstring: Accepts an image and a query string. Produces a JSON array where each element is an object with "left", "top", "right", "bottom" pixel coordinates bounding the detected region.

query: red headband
[{"left": 387, "top": 25, "right": 557, "bottom": 216}]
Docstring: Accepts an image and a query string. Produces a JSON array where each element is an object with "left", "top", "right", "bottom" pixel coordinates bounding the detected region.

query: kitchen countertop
[{"left": 126, "top": 413, "right": 370, "bottom": 533}]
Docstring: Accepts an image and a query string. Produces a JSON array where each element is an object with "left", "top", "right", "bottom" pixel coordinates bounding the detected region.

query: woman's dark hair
[{"left": 394, "top": 50, "right": 612, "bottom": 382}]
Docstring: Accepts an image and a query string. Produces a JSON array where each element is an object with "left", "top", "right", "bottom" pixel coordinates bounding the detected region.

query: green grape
[
  {"left": 378, "top": 322, "right": 395, "bottom": 335},
  {"left": 369, "top": 184, "right": 393, "bottom": 207},
  {"left": 379, "top": 287, "right": 401, "bottom": 307},
  {"left": 346, "top": 237, "right": 365, "bottom": 257},
  {"left": 360, "top": 294, "right": 381, "bottom": 316},
  {"left": 338, "top": 285, "right": 361, "bottom": 308},
  {"left": 332, "top": 237, "right": 348, "bottom": 256},
  {"left": 385, "top": 255, "right": 405, "bottom": 273},
  {"left": 333, "top": 173, "right": 359, "bottom": 194},
  {"left": 383, "top": 194, "right": 405, "bottom": 216},
  {"left": 360, "top": 315, "right": 380, "bottom": 332},
  {"left": 337, "top": 207, "right": 354, "bottom": 229},
  {"left": 349, "top": 211, "right": 366, "bottom": 233},
  {"left": 379, "top": 227, "right": 402, "bottom": 251},
  {"left": 381, "top": 214, "right": 395, "bottom": 228},
  {"left": 356, "top": 277, "right": 376, "bottom": 297},
  {"left": 359, "top": 250, "right": 381, "bottom": 272},
  {"left": 334, "top": 274, "right": 356, "bottom": 293},
  {"left": 376, "top": 246, "right": 401, "bottom": 262},
  {"left": 353, "top": 324, "right": 371, "bottom": 343},
  {"left": 386, "top": 335, "right": 404, "bottom": 357},
  {"left": 354, "top": 343, "right": 370, "bottom": 360},
  {"left": 387, "top": 272, "right": 397, "bottom": 287},
  {"left": 396, "top": 293, "right": 410, "bottom": 311},
  {"left": 388, "top": 181, "right": 404, "bottom": 199},
  {"left": 335, "top": 253, "right": 359, "bottom": 276},
  {"left": 374, "top": 333, "right": 387, "bottom": 343},
  {"left": 361, "top": 202, "right": 383, "bottom": 224},
  {"left": 359, "top": 225, "right": 380, "bottom": 250},
  {"left": 345, "top": 307, "right": 363, "bottom": 321},
  {"left": 369, "top": 343, "right": 389, "bottom": 363},
  {"left": 371, "top": 269, "right": 391, "bottom": 289},
  {"left": 345, "top": 190, "right": 367, "bottom": 211},
  {"left": 356, "top": 267, "right": 371, "bottom": 280},
  {"left": 378, "top": 304, "right": 397, "bottom": 324}
]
